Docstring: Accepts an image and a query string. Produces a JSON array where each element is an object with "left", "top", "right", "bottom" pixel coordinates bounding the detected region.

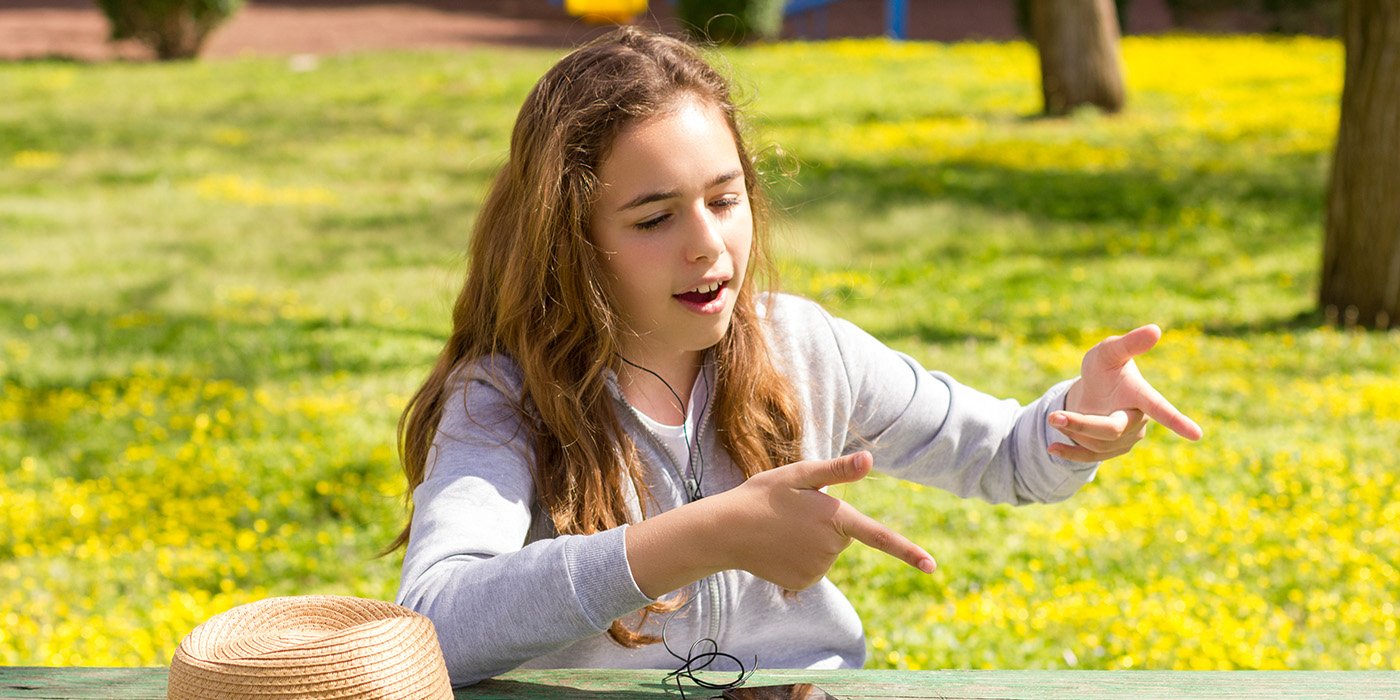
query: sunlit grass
[{"left": 3, "top": 35, "right": 1395, "bottom": 670}]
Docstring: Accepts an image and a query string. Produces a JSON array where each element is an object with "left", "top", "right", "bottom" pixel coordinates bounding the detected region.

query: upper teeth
[{"left": 691, "top": 282, "right": 722, "bottom": 294}]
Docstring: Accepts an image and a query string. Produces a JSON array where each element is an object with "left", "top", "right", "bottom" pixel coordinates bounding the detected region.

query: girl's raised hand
[
  {"left": 714, "top": 451, "right": 936, "bottom": 591},
  {"left": 1049, "top": 324, "right": 1204, "bottom": 463}
]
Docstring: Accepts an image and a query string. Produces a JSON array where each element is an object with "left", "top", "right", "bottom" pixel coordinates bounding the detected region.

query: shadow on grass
[
  {"left": 906, "top": 322, "right": 999, "bottom": 346},
  {"left": 0, "top": 53, "right": 108, "bottom": 64},
  {"left": 0, "top": 298, "right": 444, "bottom": 389},
  {"left": 1200, "top": 307, "right": 1331, "bottom": 337},
  {"left": 776, "top": 151, "right": 1326, "bottom": 257}
]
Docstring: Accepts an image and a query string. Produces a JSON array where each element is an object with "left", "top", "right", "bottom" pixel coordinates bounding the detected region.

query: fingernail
[
  {"left": 918, "top": 558, "right": 936, "bottom": 574},
  {"left": 1050, "top": 414, "right": 1068, "bottom": 428}
]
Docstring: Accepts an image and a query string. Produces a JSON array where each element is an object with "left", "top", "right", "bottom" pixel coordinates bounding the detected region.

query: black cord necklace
[
  {"left": 614, "top": 353, "right": 753, "bottom": 699},
  {"left": 615, "top": 353, "right": 708, "bottom": 501}
]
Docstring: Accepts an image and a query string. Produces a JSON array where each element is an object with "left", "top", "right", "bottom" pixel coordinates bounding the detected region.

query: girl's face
[{"left": 590, "top": 97, "right": 753, "bottom": 370}]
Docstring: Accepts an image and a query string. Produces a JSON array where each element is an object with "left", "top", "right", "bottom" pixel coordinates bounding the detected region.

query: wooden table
[{"left": 3, "top": 667, "right": 1398, "bottom": 699}]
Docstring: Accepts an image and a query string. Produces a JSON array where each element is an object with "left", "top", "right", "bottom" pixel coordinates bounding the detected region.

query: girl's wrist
[{"left": 624, "top": 497, "right": 731, "bottom": 599}]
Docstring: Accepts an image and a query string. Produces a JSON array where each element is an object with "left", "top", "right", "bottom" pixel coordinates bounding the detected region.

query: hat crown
[{"left": 168, "top": 595, "right": 454, "bottom": 700}]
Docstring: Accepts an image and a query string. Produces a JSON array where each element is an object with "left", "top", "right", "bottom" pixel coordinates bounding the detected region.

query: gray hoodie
[{"left": 395, "top": 294, "right": 1097, "bottom": 686}]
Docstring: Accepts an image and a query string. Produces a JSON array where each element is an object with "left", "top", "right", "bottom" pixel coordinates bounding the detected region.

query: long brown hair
[{"left": 391, "top": 27, "right": 803, "bottom": 647}]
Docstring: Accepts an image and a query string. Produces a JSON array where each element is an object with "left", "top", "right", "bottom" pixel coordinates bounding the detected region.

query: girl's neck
[{"left": 616, "top": 349, "right": 703, "bottom": 426}]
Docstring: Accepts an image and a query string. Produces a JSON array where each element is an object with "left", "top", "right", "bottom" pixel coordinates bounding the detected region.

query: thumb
[
  {"left": 1092, "top": 324, "right": 1162, "bottom": 370},
  {"left": 786, "top": 451, "right": 874, "bottom": 491}
]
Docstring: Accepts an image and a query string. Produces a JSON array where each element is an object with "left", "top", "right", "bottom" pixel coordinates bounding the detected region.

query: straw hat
[{"left": 168, "top": 595, "right": 454, "bottom": 700}]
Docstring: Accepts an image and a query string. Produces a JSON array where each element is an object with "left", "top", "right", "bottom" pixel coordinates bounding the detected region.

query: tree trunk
[
  {"left": 1029, "top": 0, "right": 1126, "bottom": 116},
  {"left": 1321, "top": 0, "right": 1400, "bottom": 330}
]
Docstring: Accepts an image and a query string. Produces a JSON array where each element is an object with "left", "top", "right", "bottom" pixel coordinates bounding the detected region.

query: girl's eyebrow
[{"left": 616, "top": 169, "right": 743, "bottom": 213}]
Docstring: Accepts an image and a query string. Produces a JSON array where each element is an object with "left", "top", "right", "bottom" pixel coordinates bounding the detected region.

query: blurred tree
[
  {"left": 94, "top": 0, "right": 243, "bottom": 60},
  {"left": 1029, "top": 0, "right": 1126, "bottom": 116},
  {"left": 1014, "top": 0, "right": 1132, "bottom": 36},
  {"left": 1322, "top": 0, "right": 1400, "bottom": 329},
  {"left": 676, "top": 0, "right": 784, "bottom": 44}
]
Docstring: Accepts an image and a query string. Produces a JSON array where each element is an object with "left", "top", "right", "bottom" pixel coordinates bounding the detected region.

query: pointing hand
[
  {"left": 720, "top": 451, "right": 935, "bottom": 591},
  {"left": 1049, "top": 325, "right": 1203, "bottom": 463}
]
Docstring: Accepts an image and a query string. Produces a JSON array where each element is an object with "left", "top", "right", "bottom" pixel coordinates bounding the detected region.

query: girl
[{"left": 392, "top": 27, "right": 1201, "bottom": 687}]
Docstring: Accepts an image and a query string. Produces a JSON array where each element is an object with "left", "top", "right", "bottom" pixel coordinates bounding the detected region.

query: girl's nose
[{"left": 685, "top": 206, "right": 725, "bottom": 262}]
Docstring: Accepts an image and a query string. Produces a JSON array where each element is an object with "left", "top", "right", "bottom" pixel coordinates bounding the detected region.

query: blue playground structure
[
  {"left": 786, "top": 0, "right": 907, "bottom": 40},
  {"left": 555, "top": 0, "right": 910, "bottom": 40}
]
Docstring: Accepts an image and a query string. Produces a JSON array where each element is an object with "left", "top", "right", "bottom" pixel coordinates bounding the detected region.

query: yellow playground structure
[{"left": 564, "top": 0, "right": 648, "bottom": 23}]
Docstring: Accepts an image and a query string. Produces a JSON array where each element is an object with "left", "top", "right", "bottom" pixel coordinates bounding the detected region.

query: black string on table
[{"left": 660, "top": 596, "right": 756, "bottom": 700}]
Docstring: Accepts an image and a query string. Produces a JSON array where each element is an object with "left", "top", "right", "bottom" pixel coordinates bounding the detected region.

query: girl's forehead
[
  {"left": 600, "top": 108, "right": 738, "bottom": 191},
  {"left": 618, "top": 96, "right": 728, "bottom": 144}
]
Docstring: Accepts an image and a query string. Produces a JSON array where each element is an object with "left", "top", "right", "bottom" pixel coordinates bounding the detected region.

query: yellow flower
[
  {"left": 192, "top": 174, "right": 338, "bottom": 206},
  {"left": 11, "top": 150, "right": 60, "bottom": 170}
]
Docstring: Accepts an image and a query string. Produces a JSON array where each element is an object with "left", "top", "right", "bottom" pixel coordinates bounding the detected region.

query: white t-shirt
[
  {"left": 634, "top": 412, "right": 689, "bottom": 464},
  {"left": 631, "top": 379, "right": 707, "bottom": 497}
]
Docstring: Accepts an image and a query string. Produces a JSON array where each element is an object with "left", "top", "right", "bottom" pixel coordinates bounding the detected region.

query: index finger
[
  {"left": 834, "top": 501, "right": 936, "bottom": 574},
  {"left": 1051, "top": 408, "right": 1146, "bottom": 441},
  {"left": 1133, "top": 380, "right": 1204, "bottom": 441}
]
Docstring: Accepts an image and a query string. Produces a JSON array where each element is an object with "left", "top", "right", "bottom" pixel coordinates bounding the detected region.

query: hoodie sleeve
[
  {"left": 771, "top": 295, "right": 1098, "bottom": 505},
  {"left": 393, "top": 362, "right": 654, "bottom": 686}
]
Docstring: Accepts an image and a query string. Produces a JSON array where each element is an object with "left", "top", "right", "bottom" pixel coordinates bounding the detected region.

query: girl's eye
[
  {"left": 634, "top": 214, "right": 669, "bottom": 231},
  {"left": 711, "top": 196, "right": 741, "bottom": 211}
]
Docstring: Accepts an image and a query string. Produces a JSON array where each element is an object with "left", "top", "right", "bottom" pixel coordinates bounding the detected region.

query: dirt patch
[
  {"left": 0, "top": 0, "right": 645, "bottom": 61},
  {"left": 0, "top": 0, "right": 1185, "bottom": 62}
]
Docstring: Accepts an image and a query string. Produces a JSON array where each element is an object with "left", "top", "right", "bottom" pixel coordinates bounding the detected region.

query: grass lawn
[{"left": 2, "top": 35, "right": 1397, "bottom": 670}]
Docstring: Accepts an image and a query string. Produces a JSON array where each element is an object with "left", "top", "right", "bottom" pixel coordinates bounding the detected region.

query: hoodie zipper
[
  {"left": 689, "top": 383, "right": 723, "bottom": 643},
  {"left": 616, "top": 365, "right": 724, "bottom": 646}
]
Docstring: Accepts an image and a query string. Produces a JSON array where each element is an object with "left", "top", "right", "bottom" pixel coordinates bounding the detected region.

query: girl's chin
[{"left": 657, "top": 314, "right": 736, "bottom": 359}]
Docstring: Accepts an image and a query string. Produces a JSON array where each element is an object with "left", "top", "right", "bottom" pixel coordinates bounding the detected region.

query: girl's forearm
[{"left": 623, "top": 497, "right": 733, "bottom": 599}]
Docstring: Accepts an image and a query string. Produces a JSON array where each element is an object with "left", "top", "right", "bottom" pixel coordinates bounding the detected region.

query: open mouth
[{"left": 675, "top": 280, "right": 725, "bottom": 305}]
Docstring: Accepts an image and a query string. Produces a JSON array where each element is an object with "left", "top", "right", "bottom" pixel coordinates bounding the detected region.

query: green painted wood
[
  {"left": 486, "top": 669, "right": 1400, "bottom": 699},
  {"left": 0, "top": 668, "right": 167, "bottom": 700},
  {"left": 1, "top": 667, "right": 1398, "bottom": 700}
]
